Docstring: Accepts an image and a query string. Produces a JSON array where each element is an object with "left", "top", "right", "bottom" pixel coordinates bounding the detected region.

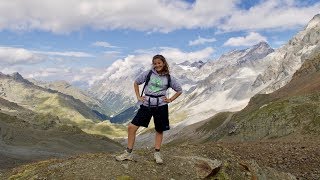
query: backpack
[{"left": 140, "top": 70, "right": 171, "bottom": 97}]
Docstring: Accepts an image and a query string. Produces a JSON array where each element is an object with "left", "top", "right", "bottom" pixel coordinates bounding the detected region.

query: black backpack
[{"left": 140, "top": 70, "right": 171, "bottom": 97}]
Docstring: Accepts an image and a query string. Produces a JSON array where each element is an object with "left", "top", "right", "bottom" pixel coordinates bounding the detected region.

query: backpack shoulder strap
[
  {"left": 167, "top": 74, "right": 171, "bottom": 89},
  {"left": 140, "top": 70, "right": 153, "bottom": 97}
]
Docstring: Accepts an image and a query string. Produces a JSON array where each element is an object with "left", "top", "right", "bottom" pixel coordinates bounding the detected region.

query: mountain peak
[
  {"left": 254, "top": 41, "right": 270, "bottom": 48},
  {"left": 11, "top": 72, "right": 33, "bottom": 85},
  {"left": 11, "top": 72, "right": 24, "bottom": 80},
  {"left": 235, "top": 42, "right": 274, "bottom": 65},
  {"left": 178, "top": 60, "right": 205, "bottom": 68},
  {"left": 249, "top": 41, "right": 273, "bottom": 53},
  {"left": 179, "top": 60, "right": 192, "bottom": 66},
  {"left": 190, "top": 60, "right": 205, "bottom": 68},
  {"left": 306, "top": 14, "right": 320, "bottom": 30}
]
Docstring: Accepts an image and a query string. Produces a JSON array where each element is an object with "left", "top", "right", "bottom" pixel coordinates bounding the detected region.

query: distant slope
[
  {"left": 0, "top": 73, "right": 126, "bottom": 138},
  {"left": 110, "top": 105, "right": 138, "bottom": 124},
  {"left": 0, "top": 73, "right": 100, "bottom": 122},
  {"left": 30, "top": 80, "right": 110, "bottom": 119},
  {"left": 0, "top": 111, "right": 121, "bottom": 170}
]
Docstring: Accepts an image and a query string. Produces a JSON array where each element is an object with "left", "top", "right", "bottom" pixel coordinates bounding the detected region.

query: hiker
[{"left": 116, "top": 54, "right": 182, "bottom": 164}]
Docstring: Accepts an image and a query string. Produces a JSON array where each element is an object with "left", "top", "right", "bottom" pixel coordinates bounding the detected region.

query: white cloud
[
  {"left": 0, "top": 0, "right": 237, "bottom": 33},
  {"left": 0, "top": 0, "right": 318, "bottom": 33},
  {"left": 1, "top": 46, "right": 214, "bottom": 89},
  {"left": 92, "top": 46, "right": 214, "bottom": 84},
  {"left": 27, "top": 67, "right": 71, "bottom": 78},
  {"left": 0, "top": 46, "right": 45, "bottom": 65},
  {"left": 70, "top": 47, "right": 215, "bottom": 87},
  {"left": 0, "top": 46, "right": 94, "bottom": 67},
  {"left": 160, "top": 47, "right": 214, "bottom": 63},
  {"left": 134, "top": 46, "right": 214, "bottom": 63},
  {"left": 223, "top": 32, "right": 267, "bottom": 47},
  {"left": 220, "top": 0, "right": 320, "bottom": 31},
  {"left": 21, "top": 66, "right": 103, "bottom": 89},
  {"left": 189, "top": 36, "right": 216, "bottom": 46},
  {"left": 32, "top": 50, "right": 94, "bottom": 57},
  {"left": 92, "top": 41, "right": 117, "bottom": 48}
]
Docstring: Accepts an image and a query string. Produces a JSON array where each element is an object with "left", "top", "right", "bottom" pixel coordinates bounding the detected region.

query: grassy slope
[
  {"left": 217, "top": 48, "right": 320, "bottom": 141},
  {"left": 0, "top": 111, "right": 122, "bottom": 170},
  {"left": 0, "top": 76, "right": 127, "bottom": 138}
]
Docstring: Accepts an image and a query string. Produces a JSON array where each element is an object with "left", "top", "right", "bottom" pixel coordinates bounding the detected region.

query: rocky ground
[
  {"left": 220, "top": 136, "right": 320, "bottom": 180},
  {"left": 2, "top": 137, "right": 318, "bottom": 179}
]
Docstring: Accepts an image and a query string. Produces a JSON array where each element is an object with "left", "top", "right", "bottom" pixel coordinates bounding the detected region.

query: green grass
[
  {"left": 226, "top": 92, "right": 320, "bottom": 140},
  {"left": 196, "top": 112, "right": 232, "bottom": 133},
  {"left": 0, "top": 112, "right": 18, "bottom": 123}
]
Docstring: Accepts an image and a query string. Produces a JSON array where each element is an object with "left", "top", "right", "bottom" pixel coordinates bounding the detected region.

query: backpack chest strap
[{"left": 145, "top": 94, "right": 164, "bottom": 109}]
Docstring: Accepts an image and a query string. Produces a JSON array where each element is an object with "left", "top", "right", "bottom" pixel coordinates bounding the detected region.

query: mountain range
[
  {"left": 90, "top": 14, "right": 320, "bottom": 130},
  {"left": 0, "top": 14, "right": 319, "bottom": 180}
]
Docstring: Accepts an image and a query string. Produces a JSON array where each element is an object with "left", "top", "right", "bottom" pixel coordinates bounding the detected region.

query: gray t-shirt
[{"left": 135, "top": 68, "right": 182, "bottom": 107}]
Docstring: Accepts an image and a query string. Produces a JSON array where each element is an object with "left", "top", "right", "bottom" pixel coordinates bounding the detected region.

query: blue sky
[{"left": 0, "top": 0, "right": 319, "bottom": 89}]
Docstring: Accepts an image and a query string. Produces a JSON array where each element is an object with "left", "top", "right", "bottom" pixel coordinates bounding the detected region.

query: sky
[{"left": 0, "top": 0, "right": 319, "bottom": 89}]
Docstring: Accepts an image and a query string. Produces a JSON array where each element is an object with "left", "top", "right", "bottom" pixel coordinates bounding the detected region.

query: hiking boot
[
  {"left": 115, "top": 150, "right": 133, "bottom": 161},
  {"left": 154, "top": 152, "right": 163, "bottom": 164}
]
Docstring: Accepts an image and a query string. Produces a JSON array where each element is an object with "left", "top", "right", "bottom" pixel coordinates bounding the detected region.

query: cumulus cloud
[
  {"left": 0, "top": 0, "right": 318, "bottom": 33},
  {"left": 0, "top": 65, "right": 96, "bottom": 89},
  {"left": 22, "top": 66, "right": 103, "bottom": 89},
  {"left": 189, "top": 36, "right": 216, "bottom": 46},
  {"left": 160, "top": 47, "right": 214, "bottom": 62},
  {"left": 0, "top": 0, "right": 236, "bottom": 33},
  {"left": 0, "top": 46, "right": 94, "bottom": 66},
  {"left": 220, "top": 0, "right": 320, "bottom": 31},
  {"left": 1, "top": 46, "right": 214, "bottom": 89},
  {"left": 223, "top": 32, "right": 267, "bottom": 47},
  {"left": 0, "top": 46, "right": 45, "bottom": 65},
  {"left": 134, "top": 46, "right": 214, "bottom": 63},
  {"left": 92, "top": 41, "right": 118, "bottom": 48},
  {"left": 87, "top": 46, "right": 215, "bottom": 85}
]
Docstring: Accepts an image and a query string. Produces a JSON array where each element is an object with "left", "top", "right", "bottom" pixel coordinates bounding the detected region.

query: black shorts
[{"left": 131, "top": 104, "right": 170, "bottom": 132}]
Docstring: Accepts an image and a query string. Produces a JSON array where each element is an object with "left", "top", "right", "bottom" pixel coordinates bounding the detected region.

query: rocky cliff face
[
  {"left": 203, "top": 45, "right": 320, "bottom": 143},
  {"left": 252, "top": 14, "right": 320, "bottom": 93},
  {"left": 169, "top": 41, "right": 274, "bottom": 126}
]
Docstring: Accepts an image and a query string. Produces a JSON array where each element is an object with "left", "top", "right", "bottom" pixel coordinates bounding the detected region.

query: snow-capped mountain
[
  {"left": 253, "top": 14, "right": 320, "bottom": 93},
  {"left": 89, "top": 55, "right": 208, "bottom": 116},
  {"left": 91, "top": 14, "right": 320, "bottom": 128},
  {"left": 89, "top": 59, "right": 147, "bottom": 116},
  {"left": 90, "top": 41, "right": 274, "bottom": 121},
  {"left": 170, "top": 41, "right": 275, "bottom": 126},
  {"left": 178, "top": 60, "right": 205, "bottom": 69},
  {"left": 172, "top": 14, "right": 320, "bottom": 126}
]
